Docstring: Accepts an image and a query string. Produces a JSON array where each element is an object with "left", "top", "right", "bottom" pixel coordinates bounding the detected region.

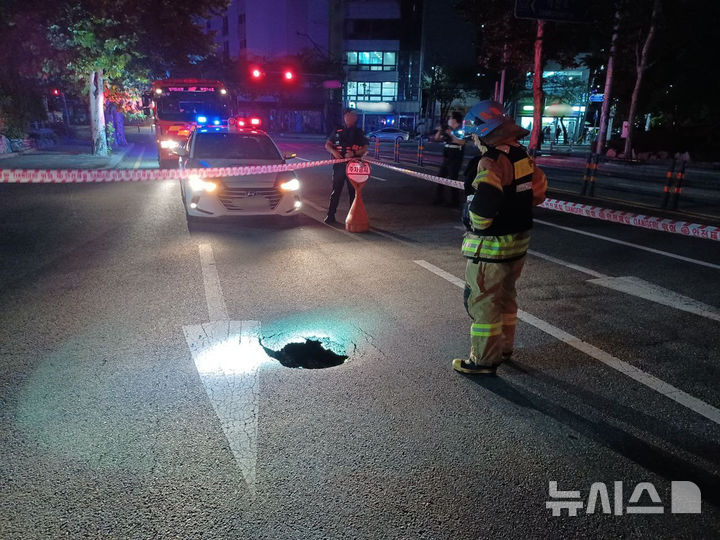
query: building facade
[
  {"left": 204, "top": 0, "right": 424, "bottom": 134},
  {"left": 341, "top": 0, "right": 423, "bottom": 132}
]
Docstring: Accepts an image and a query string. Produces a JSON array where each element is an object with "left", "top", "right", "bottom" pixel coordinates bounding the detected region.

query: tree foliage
[{"left": 0, "top": 0, "right": 229, "bottom": 142}]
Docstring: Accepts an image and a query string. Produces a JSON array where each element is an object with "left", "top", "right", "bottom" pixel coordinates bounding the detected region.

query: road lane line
[
  {"left": 198, "top": 243, "right": 229, "bottom": 322},
  {"left": 534, "top": 219, "right": 720, "bottom": 270},
  {"left": 414, "top": 259, "right": 720, "bottom": 426},
  {"left": 370, "top": 175, "right": 388, "bottom": 182},
  {"left": 132, "top": 147, "right": 145, "bottom": 169},
  {"left": 187, "top": 243, "right": 270, "bottom": 496},
  {"left": 527, "top": 249, "right": 608, "bottom": 279},
  {"left": 588, "top": 276, "right": 720, "bottom": 322}
]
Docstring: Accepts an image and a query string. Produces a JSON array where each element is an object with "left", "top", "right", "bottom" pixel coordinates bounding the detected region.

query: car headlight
[
  {"left": 188, "top": 174, "right": 217, "bottom": 193},
  {"left": 279, "top": 178, "right": 300, "bottom": 191},
  {"left": 160, "top": 139, "right": 180, "bottom": 149}
]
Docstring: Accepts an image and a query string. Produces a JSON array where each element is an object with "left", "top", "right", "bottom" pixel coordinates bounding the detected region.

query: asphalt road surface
[{"left": 1, "top": 132, "right": 719, "bottom": 539}]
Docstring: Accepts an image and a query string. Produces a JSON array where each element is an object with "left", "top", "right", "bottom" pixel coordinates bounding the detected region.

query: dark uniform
[
  {"left": 326, "top": 125, "right": 369, "bottom": 221},
  {"left": 434, "top": 128, "right": 464, "bottom": 205}
]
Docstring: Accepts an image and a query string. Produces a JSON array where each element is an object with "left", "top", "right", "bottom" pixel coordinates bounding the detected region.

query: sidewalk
[{"left": 0, "top": 125, "right": 135, "bottom": 170}]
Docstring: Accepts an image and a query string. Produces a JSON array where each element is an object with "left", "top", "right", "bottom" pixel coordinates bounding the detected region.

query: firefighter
[
  {"left": 324, "top": 109, "right": 369, "bottom": 224},
  {"left": 453, "top": 100, "right": 547, "bottom": 375}
]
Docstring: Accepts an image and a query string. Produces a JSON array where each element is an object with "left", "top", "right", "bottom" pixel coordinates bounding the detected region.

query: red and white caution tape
[
  {"left": 3, "top": 155, "right": 718, "bottom": 242},
  {"left": 538, "top": 199, "right": 720, "bottom": 241},
  {"left": 369, "top": 159, "right": 720, "bottom": 242},
  {"left": 366, "top": 158, "right": 464, "bottom": 189},
  {"left": 0, "top": 157, "right": 350, "bottom": 184}
]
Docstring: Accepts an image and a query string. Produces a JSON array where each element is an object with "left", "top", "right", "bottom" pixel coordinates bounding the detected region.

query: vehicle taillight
[
  {"left": 250, "top": 118, "right": 261, "bottom": 126},
  {"left": 238, "top": 119, "right": 246, "bottom": 126}
]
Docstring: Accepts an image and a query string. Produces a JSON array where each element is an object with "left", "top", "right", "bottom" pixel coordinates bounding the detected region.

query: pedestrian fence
[
  {"left": 2, "top": 153, "right": 718, "bottom": 242},
  {"left": 369, "top": 139, "right": 718, "bottom": 212}
]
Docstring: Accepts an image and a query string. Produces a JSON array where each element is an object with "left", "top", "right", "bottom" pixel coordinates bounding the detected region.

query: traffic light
[{"left": 249, "top": 66, "right": 264, "bottom": 81}]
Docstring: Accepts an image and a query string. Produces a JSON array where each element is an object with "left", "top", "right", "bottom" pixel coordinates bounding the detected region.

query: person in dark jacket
[
  {"left": 432, "top": 110, "right": 465, "bottom": 206},
  {"left": 323, "top": 109, "right": 368, "bottom": 224}
]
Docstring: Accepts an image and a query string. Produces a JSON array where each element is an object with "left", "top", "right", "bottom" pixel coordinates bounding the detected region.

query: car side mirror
[
  {"left": 173, "top": 148, "right": 189, "bottom": 157},
  {"left": 283, "top": 152, "right": 297, "bottom": 160}
]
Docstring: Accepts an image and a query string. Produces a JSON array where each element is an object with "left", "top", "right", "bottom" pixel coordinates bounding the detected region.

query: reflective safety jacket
[{"left": 461, "top": 144, "right": 547, "bottom": 262}]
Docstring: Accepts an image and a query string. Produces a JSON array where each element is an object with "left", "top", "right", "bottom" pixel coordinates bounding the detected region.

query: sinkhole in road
[{"left": 260, "top": 338, "right": 348, "bottom": 369}]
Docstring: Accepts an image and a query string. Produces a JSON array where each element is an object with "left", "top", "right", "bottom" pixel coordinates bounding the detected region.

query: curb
[{"left": 106, "top": 143, "right": 136, "bottom": 169}]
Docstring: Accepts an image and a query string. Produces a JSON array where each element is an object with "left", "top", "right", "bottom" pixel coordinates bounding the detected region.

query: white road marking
[
  {"left": 452, "top": 229, "right": 716, "bottom": 317},
  {"left": 189, "top": 243, "right": 269, "bottom": 496},
  {"left": 183, "top": 320, "right": 269, "bottom": 497},
  {"left": 198, "top": 243, "right": 228, "bottom": 322},
  {"left": 370, "top": 175, "right": 388, "bottom": 182},
  {"left": 527, "top": 249, "right": 608, "bottom": 279},
  {"left": 589, "top": 276, "right": 720, "bottom": 322},
  {"left": 132, "top": 147, "right": 145, "bottom": 169},
  {"left": 414, "top": 259, "right": 720, "bottom": 426},
  {"left": 534, "top": 219, "right": 720, "bottom": 270},
  {"left": 295, "top": 157, "right": 310, "bottom": 162}
]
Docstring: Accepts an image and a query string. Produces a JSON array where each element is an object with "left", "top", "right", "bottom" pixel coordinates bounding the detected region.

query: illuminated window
[
  {"left": 346, "top": 51, "right": 397, "bottom": 71},
  {"left": 345, "top": 81, "right": 397, "bottom": 102}
]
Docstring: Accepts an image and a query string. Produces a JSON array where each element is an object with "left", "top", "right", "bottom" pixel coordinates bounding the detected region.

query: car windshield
[
  {"left": 156, "top": 93, "right": 228, "bottom": 122},
  {"left": 193, "top": 132, "right": 281, "bottom": 160}
]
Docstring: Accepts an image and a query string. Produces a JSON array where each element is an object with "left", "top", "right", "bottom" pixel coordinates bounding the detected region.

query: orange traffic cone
[{"left": 345, "top": 178, "right": 369, "bottom": 233}]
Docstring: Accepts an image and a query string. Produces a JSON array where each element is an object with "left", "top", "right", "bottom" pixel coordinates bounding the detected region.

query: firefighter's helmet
[
  {"left": 463, "top": 100, "right": 529, "bottom": 144},
  {"left": 463, "top": 100, "right": 510, "bottom": 138}
]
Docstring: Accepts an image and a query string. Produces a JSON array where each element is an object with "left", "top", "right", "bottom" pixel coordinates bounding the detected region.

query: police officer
[
  {"left": 453, "top": 100, "right": 547, "bottom": 375},
  {"left": 432, "top": 110, "right": 465, "bottom": 206},
  {"left": 324, "top": 109, "right": 369, "bottom": 224}
]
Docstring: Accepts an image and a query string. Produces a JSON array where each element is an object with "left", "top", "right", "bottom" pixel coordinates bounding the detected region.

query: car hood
[{"left": 187, "top": 158, "right": 286, "bottom": 187}]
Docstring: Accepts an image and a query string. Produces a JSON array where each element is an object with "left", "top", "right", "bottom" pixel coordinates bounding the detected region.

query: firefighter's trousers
[{"left": 463, "top": 256, "right": 526, "bottom": 367}]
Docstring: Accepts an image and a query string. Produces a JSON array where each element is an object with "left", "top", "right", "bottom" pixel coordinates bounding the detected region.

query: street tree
[
  {"left": 49, "top": 6, "right": 138, "bottom": 155},
  {"left": 454, "top": 0, "right": 610, "bottom": 152},
  {"left": 622, "top": 0, "right": 662, "bottom": 158}
]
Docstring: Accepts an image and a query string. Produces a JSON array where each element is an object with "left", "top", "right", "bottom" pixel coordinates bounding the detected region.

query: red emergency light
[{"left": 250, "top": 117, "right": 261, "bottom": 126}]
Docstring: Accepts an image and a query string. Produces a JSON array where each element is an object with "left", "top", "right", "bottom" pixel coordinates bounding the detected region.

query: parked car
[
  {"left": 175, "top": 126, "right": 301, "bottom": 221},
  {"left": 366, "top": 127, "right": 410, "bottom": 142}
]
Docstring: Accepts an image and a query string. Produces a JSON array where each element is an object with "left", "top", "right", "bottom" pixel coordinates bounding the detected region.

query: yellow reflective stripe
[
  {"left": 514, "top": 157, "right": 534, "bottom": 179},
  {"left": 473, "top": 169, "right": 503, "bottom": 191},
  {"left": 469, "top": 210, "right": 493, "bottom": 229},
  {"left": 471, "top": 322, "right": 503, "bottom": 337},
  {"left": 461, "top": 234, "right": 530, "bottom": 259}
]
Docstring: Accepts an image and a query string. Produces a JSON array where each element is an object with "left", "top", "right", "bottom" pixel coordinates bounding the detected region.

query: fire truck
[{"left": 150, "top": 79, "right": 232, "bottom": 168}]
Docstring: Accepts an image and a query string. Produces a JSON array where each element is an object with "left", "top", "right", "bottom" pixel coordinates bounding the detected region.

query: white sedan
[
  {"left": 366, "top": 127, "right": 410, "bottom": 142},
  {"left": 176, "top": 127, "right": 301, "bottom": 221}
]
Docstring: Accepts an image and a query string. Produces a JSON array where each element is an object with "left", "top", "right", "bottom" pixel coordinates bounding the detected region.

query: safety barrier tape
[
  {"left": 538, "top": 199, "right": 720, "bottom": 241},
  {"left": 366, "top": 158, "right": 464, "bottom": 189},
  {"left": 0, "top": 157, "right": 351, "bottom": 184},
  {"left": 369, "top": 158, "right": 720, "bottom": 242},
  {"left": 2, "top": 155, "right": 718, "bottom": 241}
]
